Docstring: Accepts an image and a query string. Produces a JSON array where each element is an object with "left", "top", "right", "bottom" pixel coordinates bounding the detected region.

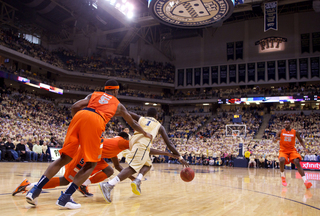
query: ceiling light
[
  {"left": 153, "top": 103, "right": 157, "bottom": 106},
  {"left": 145, "top": 103, "right": 149, "bottom": 105},
  {"left": 203, "top": 103, "right": 209, "bottom": 106},
  {"left": 301, "top": 104, "right": 305, "bottom": 106},
  {"left": 127, "top": 11, "right": 133, "bottom": 19}
]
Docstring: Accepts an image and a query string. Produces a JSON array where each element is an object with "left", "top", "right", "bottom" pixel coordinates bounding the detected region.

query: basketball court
[{"left": 1, "top": 162, "right": 320, "bottom": 215}]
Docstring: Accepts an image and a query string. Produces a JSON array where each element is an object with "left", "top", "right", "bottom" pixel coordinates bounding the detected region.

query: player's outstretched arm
[
  {"left": 150, "top": 148, "right": 180, "bottom": 159},
  {"left": 159, "top": 126, "right": 189, "bottom": 167},
  {"left": 110, "top": 157, "right": 135, "bottom": 181},
  {"left": 71, "top": 94, "right": 92, "bottom": 117},
  {"left": 273, "top": 131, "right": 281, "bottom": 143},
  {"left": 128, "top": 111, "right": 141, "bottom": 121},
  {"left": 296, "top": 131, "right": 308, "bottom": 152},
  {"left": 116, "top": 103, "right": 152, "bottom": 140}
]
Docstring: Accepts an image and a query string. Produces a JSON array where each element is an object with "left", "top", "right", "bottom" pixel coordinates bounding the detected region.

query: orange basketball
[{"left": 180, "top": 167, "right": 195, "bottom": 182}]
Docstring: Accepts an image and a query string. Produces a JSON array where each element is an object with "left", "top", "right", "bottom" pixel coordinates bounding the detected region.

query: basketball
[{"left": 180, "top": 167, "right": 195, "bottom": 182}]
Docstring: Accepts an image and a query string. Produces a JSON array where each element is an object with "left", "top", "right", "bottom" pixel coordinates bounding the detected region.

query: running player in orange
[
  {"left": 273, "top": 120, "right": 312, "bottom": 189},
  {"left": 26, "top": 79, "right": 152, "bottom": 209},
  {"left": 13, "top": 132, "right": 177, "bottom": 197}
]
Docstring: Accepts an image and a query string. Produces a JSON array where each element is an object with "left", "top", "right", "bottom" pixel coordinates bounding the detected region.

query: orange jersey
[
  {"left": 102, "top": 136, "right": 129, "bottom": 158},
  {"left": 87, "top": 91, "right": 120, "bottom": 124},
  {"left": 279, "top": 129, "right": 296, "bottom": 151}
]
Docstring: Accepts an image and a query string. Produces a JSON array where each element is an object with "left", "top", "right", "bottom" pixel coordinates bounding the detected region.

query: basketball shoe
[
  {"left": 12, "top": 179, "right": 30, "bottom": 196},
  {"left": 26, "top": 186, "right": 42, "bottom": 206},
  {"left": 281, "top": 176, "right": 287, "bottom": 186},
  {"left": 78, "top": 185, "right": 93, "bottom": 197},
  {"left": 56, "top": 192, "right": 81, "bottom": 209},
  {"left": 98, "top": 182, "right": 114, "bottom": 203},
  {"left": 131, "top": 179, "right": 141, "bottom": 195},
  {"left": 304, "top": 180, "right": 312, "bottom": 189}
]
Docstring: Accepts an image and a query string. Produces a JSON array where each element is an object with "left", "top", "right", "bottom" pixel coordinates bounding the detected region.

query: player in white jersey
[{"left": 99, "top": 108, "right": 188, "bottom": 203}]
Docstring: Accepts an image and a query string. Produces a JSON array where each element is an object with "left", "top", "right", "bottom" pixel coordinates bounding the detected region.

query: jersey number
[
  {"left": 146, "top": 121, "right": 151, "bottom": 126},
  {"left": 99, "top": 94, "right": 112, "bottom": 104},
  {"left": 284, "top": 137, "right": 292, "bottom": 142}
]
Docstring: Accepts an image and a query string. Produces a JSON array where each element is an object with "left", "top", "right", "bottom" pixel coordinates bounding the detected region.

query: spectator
[
  {"left": 33, "top": 140, "right": 43, "bottom": 162},
  {"left": 16, "top": 139, "right": 31, "bottom": 161},
  {"left": 0, "top": 138, "right": 6, "bottom": 161},
  {"left": 6, "top": 138, "right": 20, "bottom": 161}
]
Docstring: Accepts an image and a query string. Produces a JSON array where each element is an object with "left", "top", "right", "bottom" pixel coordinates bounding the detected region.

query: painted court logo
[{"left": 150, "top": 0, "right": 234, "bottom": 28}]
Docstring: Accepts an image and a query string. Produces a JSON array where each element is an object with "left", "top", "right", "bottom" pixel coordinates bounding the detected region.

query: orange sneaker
[
  {"left": 304, "top": 180, "right": 312, "bottom": 189},
  {"left": 12, "top": 179, "right": 30, "bottom": 196},
  {"left": 281, "top": 177, "right": 287, "bottom": 186}
]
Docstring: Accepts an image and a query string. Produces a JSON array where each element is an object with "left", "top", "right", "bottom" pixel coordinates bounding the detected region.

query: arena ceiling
[{"left": 0, "top": 0, "right": 316, "bottom": 57}]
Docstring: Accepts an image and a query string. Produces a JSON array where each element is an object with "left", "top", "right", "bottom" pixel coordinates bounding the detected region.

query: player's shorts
[
  {"left": 64, "top": 158, "right": 109, "bottom": 182},
  {"left": 117, "top": 149, "right": 131, "bottom": 160},
  {"left": 126, "top": 142, "right": 152, "bottom": 172},
  {"left": 59, "top": 109, "right": 105, "bottom": 162},
  {"left": 279, "top": 150, "right": 302, "bottom": 165}
]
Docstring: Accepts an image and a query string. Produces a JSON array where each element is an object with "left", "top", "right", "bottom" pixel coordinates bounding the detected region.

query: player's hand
[
  {"left": 143, "top": 132, "right": 153, "bottom": 140},
  {"left": 179, "top": 158, "right": 189, "bottom": 167}
]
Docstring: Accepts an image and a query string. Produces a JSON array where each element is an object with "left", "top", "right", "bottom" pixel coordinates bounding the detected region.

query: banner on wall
[
  {"left": 227, "top": 42, "right": 234, "bottom": 60},
  {"left": 267, "top": 61, "right": 275, "bottom": 81},
  {"left": 211, "top": 66, "right": 218, "bottom": 84},
  {"left": 312, "top": 32, "right": 320, "bottom": 53},
  {"left": 203, "top": 67, "right": 209, "bottom": 85},
  {"left": 220, "top": 65, "right": 227, "bottom": 84},
  {"left": 235, "top": 41, "right": 243, "bottom": 60},
  {"left": 186, "top": 68, "right": 193, "bottom": 85},
  {"left": 238, "top": 64, "right": 246, "bottom": 83},
  {"left": 194, "top": 68, "right": 201, "bottom": 85},
  {"left": 229, "top": 64, "right": 236, "bottom": 83},
  {"left": 177, "top": 69, "right": 184, "bottom": 86},
  {"left": 288, "top": 59, "right": 297, "bottom": 79},
  {"left": 278, "top": 60, "right": 286, "bottom": 80},
  {"left": 311, "top": 57, "right": 320, "bottom": 78},
  {"left": 299, "top": 58, "right": 308, "bottom": 79},
  {"left": 248, "top": 63, "right": 255, "bottom": 82},
  {"left": 301, "top": 33, "right": 310, "bottom": 54},
  {"left": 264, "top": 1, "right": 277, "bottom": 32}
]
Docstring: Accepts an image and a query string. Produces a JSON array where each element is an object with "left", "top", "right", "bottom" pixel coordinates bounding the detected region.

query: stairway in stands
[
  {"left": 163, "top": 115, "right": 171, "bottom": 131},
  {"left": 254, "top": 113, "right": 272, "bottom": 139}
]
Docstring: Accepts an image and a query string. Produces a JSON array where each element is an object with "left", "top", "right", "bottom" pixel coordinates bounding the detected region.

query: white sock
[
  {"left": 302, "top": 176, "right": 307, "bottom": 183},
  {"left": 136, "top": 173, "right": 143, "bottom": 180},
  {"left": 83, "top": 179, "right": 91, "bottom": 186},
  {"left": 280, "top": 172, "right": 285, "bottom": 177},
  {"left": 26, "top": 182, "right": 36, "bottom": 191},
  {"left": 108, "top": 176, "right": 120, "bottom": 186}
]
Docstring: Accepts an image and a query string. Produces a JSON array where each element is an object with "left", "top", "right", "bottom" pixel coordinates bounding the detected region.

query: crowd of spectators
[{"left": 139, "top": 59, "right": 175, "bottom": 83}]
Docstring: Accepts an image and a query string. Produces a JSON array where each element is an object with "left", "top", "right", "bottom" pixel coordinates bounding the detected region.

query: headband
[{"left": 105, "top": 86, "right": 119, "bottom": 90}]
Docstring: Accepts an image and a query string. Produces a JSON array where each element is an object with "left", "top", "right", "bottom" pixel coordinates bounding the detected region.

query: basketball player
[
  {"left": 26, "top": 79, "right": 153, "bottom": 209},
  {"left": 13, "top": 132, "right": 178, "bottom": 197},
  {"left": 99, "top": 108, "right": 189, "bottom": 203},
  {"left": 273, "top": 120, "right": 312, "bottom": 189}
]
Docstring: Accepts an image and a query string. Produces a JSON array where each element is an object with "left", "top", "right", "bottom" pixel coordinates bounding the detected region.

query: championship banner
[
  {"left": 311, "top": 57, "right": 320, "bottom": 78},
  {"left": 301, "top": 33, "right": 310, "bottom": 54},
  {"left": 264, "top": 1, "right": 277, "bottom": 32},
  {"left": 203, "top": 67, "right": 209, "bottom": 85},
  {"left": 194, "top": 68, "right": 201, "bottom": 85},
  {"left": 299, "top": 58, "right": 308, "bottom": 79},
  {"left": 220, "top": 65, "right": 227, "bottom": 84},
  {"left": 277, "top": 60, "right": 286, "bottom": 80},
  {"left": 257, "top": 62, "right": 265, "bottom": 81},
  {"left": 227, "top": 42, "right": 234, "bottom": 61},
  {"left": 229, "top": 64, "right": 236, "bottom": 83},
  {"left": 247, "top": 63, "right": 255, "bottom": 82},
  {"left": 186, "top": 68, "right": 193, "bottom": 85},
  {"left": 177, "top": 69, "right": 184, "bottom": 86},
  {"left": 238, "top": 64, "right": 246, "bottom": 83},
  {"left": 288, "top": 59, "right": 297, "bottom": 79},
  {"left": 235, "top": 41, "right": 243, "bottom": 60},
  {"left": 211, "top": 66, "right": 218, "bottom": 84},
  {"left": 267, "top": 61, "right": 275, "bottom": 81},
  {"left": 312, "top": 32, "right": 320, "bottom": 53}
]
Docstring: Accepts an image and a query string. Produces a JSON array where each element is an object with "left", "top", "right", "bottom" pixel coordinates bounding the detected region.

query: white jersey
[{"left": 129, "top": 116, "right": 161, "bottom": 150}]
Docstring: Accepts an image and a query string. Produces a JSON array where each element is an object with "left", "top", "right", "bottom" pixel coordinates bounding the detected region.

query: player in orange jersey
[
  {"left": 14, "top": 132, "right": 176, "bottom": 197},
  {"left": 273, "top": 120, "right": 312, "bottom": 189},
  {"left": 26, "top": 79, "right": 152, "bottom": 209}
]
